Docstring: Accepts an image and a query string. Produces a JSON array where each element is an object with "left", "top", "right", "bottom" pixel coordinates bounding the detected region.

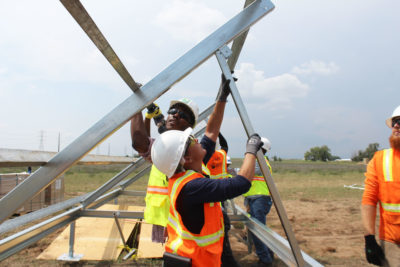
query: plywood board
[
  {"left": 137, "top": 223, "right": 165, "bottom": 258},
  {"left": 37, "top": 204, "right": 143, "bottom": 261}
]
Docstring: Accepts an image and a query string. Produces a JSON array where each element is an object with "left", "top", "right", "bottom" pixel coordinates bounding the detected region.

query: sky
[{"left": 0, "top": 0, "right": 399, "bottom": 159}]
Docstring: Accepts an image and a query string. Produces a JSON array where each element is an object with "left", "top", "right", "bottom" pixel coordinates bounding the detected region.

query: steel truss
[{"left": 0, "top": 1, "right": 322, "bottom": 266}]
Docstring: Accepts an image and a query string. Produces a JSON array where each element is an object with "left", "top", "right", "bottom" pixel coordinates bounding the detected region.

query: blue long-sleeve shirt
[{"left": 176, "top": 175, "right": 251, "bottom": 234}]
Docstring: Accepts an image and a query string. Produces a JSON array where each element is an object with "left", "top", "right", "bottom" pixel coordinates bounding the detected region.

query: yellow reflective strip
[
  {"left": 383, "top": 149, "right": 393, "bottom": 182},
  {"left": 381, "top": 202, "right": 400, "bottom": 212},
  {"left": 202, "top": 163, "right": 210, "bottom": 175},
  {"left": 169, "top": 210, "right": 223, "bottom": 247},
  {"left": 170, "top": 171, "right": 195, "bottom": 218}
]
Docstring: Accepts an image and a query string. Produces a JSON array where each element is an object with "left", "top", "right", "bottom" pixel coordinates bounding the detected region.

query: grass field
[{"left": 0, "top": 159, "right": 370, "bottom": 266}]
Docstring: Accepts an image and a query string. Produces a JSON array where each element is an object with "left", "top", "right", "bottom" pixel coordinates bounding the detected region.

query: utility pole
[
  {"left": 58, "top": 132, "right": 61, "bottom": 152},
  {"left": 39, "top": 130, "right": 44, "bottom": 151}
]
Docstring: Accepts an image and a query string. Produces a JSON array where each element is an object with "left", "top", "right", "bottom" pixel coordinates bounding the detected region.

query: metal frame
[{"left": 0, "top": 0, "right": 324, "bottom": 266}]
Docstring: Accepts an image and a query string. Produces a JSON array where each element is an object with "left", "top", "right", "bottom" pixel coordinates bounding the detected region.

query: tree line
[{"left": 303, "top": 143, "right": 380, "bottom": 162}]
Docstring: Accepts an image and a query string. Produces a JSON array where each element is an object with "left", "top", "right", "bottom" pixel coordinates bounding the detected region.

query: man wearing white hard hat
[
  {"left": 151, "top": 128, "right": 263, "bottom": 267},
  {"left": 243, "top": 137, "right": 274, "bottom": 267},
  {"left": 130, "top": 76, "right": 240, "bottom": 266},
  {"left": 362, "top": 105, "right": 400, "bottom": 266}
]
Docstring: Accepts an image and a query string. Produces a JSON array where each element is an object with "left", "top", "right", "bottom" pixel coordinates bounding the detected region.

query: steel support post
[
  {"left": 0, "top": 0, "right": 274, "bottom": 221},
  {"left": 57, "top": 221, "right": 84, "bottom": 261},
  {"left": 215, "top": 47, "right": 306, "bottom": 267}
]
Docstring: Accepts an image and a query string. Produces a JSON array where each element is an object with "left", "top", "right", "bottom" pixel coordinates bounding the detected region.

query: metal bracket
[{"left": 218, "top": 45, "right": 233, "bottom": 59}]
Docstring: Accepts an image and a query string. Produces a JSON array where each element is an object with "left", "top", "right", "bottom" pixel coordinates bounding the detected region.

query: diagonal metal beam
[
  {"left": 60, "top": 0, "right": 139, "bottom": 92},
  {"left": 0, "top": 0, "right": 274, "bottom": 224},
  {"left": 228, "top": 0, "right": 255, "bottom": 71},
  {"left": 215, "top": 48, "right": 306, "bottom": 266}
]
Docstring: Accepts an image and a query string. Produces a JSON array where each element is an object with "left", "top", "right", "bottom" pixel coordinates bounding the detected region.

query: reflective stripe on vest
[
  {"left": 243, "top": 157, "right": 272, "bottom": 197},
  {"left": 202, "top": 163, "right": 210, "bottom": 176},
  {"left": 144, "top": 165, "right": 169, "bottom": 226},
  {"left": 147, "top": 185, "right": 168, "bottom": 195},
  {"left": 381, "top": 202, "right": 400, "bottom": 213},
  {"left": 207, "top": 150, "right": 229, "bottom": 179},
  {"left": 168, "top": 215, "right": 224, "bottom": 248},
  {"left": 166, "top": 170, "right": 224, "bottom": 263},
  {"left": 383, "top": 149, "right": 393, "bottom": 182}
]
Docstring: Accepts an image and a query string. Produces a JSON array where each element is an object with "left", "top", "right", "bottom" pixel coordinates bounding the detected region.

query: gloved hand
[
  {"left": 245, "top": 133, "right": 263, "bottom": 156},
  {"left": 146, "top": 103, "right": 162, "bottom": 119},
  {"left": 216, "top": 74, "right": 232, "bottom": 102},
  {"left": 364, "top": 235, "right": 385, "bottom": 266}
]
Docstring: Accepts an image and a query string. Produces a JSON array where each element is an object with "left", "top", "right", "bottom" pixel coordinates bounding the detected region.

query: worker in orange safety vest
[
  {"left": 206, "top": 133, "right": 240, "bottom": 267},
  {"left": 362, "top": 104, "right": 400, "bottom": 266},
  {"left": 151, "top": 128, "right": 263, "bottom": 267}
]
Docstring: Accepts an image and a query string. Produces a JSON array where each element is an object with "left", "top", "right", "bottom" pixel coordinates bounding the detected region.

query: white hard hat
[
  {"left": 170, "top": 98, "right": 199, "bottom": 126},
  {"left": 386, "top": 105, "right": 400, "bottom": 128},
  {"left": 227, "top": 156, "right": 232, "bottom": 165},
  {"left": 151, "top": 128, "right": 193, "bottom": 178},
  {"left": 261, "top": 137, "right": 271, "bottom": 152}
]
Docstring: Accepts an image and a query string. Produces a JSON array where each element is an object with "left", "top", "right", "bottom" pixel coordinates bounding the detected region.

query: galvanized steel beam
[
  {"left": 60, "top": 0, "right": 140, "bottom": 92},
  {"left": 233, "top": 205, "right": 323, "bottom": 267},
  {"left": 215, "top": 47, "right": 306, "bottom": 266},
  {"left": 0, "top": 0, "right": 274, "bottom": 223}
]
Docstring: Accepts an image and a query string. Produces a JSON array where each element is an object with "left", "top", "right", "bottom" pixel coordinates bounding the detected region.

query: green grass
[{"left": 230, "top": 158, "right": 366, "bottom": 201}]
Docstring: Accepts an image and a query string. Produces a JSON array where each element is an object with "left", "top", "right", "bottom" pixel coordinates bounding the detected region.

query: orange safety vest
[
  {"left": 206, "top": 149, "right": 231, "bottom": 179},
  {"left": 370, "top": 149, "right": 400, "bottom": 243},
  {"left": 166, "top": 170, "right": 224, "bottom": 267}
]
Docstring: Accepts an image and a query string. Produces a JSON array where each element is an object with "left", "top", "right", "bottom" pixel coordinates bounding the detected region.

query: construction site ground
[{"left": 0, "top": 161, "right": 373, "bottom": 266}]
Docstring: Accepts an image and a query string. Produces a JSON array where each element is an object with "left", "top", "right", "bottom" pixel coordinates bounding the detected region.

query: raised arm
[
  {"left": 130, "top": 113, "right": 150, "bottom": 154},
  {"left": 204, "top": 75, "right": 231, "bottom": 142}
]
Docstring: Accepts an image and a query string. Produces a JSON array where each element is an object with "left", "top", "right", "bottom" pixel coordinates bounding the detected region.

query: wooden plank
[
  {"left": 37, "top": 204, "right": 143, "bottom": 260},
  {"left": 137, "top": 223, "right": 165, "bottom": 258}
]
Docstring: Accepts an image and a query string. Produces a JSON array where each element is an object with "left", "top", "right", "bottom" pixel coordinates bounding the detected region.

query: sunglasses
[
  {"left": 392, "top": 118, "right": 400, "bottom": 127},
  {"left": 167, "top": 108, "right": 192, "bottom": 124},
  {"left": 184, "top": 135, "right": 198, "bottom": 154}
]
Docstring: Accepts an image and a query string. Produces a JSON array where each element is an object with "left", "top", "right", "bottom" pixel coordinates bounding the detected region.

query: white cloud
[
  {"left": 0, "top": 67, "right": 7, "bottom": 75},
  {"left": 292, "top": 60, "right": 339, "bottom": 75},
  {"left": 235, "top": 63, "right": 310, "bottom": 110},
  {"left": 155, "top": 0, "right": 226, "bottom": 43}
]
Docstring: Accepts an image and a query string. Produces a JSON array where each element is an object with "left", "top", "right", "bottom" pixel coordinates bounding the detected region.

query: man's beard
[{"left": 389, "top": 134, "right": 400, "bottom": 150}]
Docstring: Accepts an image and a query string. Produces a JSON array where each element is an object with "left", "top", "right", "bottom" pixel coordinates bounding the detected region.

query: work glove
[
  {"left": 145, "top": 103, "right": 162, "bottom": 119},
  {"left": 364, "top": 235, "right": 385, "bottom": 266},
  {"left": 245, "top": 133, "right": 263, "bottom": 156},
  {"left": 216, "top": 74, "right": 232, "bottom": 102}
]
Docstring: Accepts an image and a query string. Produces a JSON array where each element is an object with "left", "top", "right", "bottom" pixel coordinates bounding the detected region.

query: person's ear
[{"left": 183, "top": 154, "right": 193, "bottom": 164}]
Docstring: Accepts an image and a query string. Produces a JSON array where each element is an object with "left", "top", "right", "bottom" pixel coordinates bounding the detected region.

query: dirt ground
[{"left": 1, "top": 195, "right": 370, "bottom": 267}]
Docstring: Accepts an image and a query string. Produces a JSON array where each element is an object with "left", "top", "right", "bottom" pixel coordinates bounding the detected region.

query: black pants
[{"left": 221, "top": 203, "right": 240, "bottom": 267}]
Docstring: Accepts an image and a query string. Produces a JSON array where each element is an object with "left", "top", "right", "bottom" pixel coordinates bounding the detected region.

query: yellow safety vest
[
  {"left": 243, "top": 157, "right": 272, "bottom": 197},
  {"left": 144, "top": 165, "right": 169, "bottom": 227}
]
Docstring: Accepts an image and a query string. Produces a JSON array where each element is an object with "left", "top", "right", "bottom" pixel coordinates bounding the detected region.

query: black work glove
[
  {"left": 216, "top": 74, "right": 232, "bottom": 102},
  {"left": 364, "top": 235, "right": 385, "bottom": 266},
  {"left": 245, "top": 134, "right": 263, "bottom": 156}
]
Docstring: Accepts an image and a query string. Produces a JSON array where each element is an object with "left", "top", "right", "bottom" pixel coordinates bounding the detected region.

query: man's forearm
[
  {"left": 205, "top": 101, "right": 226, "bottom": 142},
  {"left": 130, "top": 113, "right": 150, "bottom": 153},
  {"left": 238, "top": 153, "right": 256, "bottom": 181},
  {"left": 361, "top": 204, "right": 377, "bottom": 235}
]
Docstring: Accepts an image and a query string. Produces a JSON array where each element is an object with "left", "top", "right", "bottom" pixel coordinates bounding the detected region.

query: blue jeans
[{"left": 245, "top": 195, "right": 273, "bottom": 264}]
